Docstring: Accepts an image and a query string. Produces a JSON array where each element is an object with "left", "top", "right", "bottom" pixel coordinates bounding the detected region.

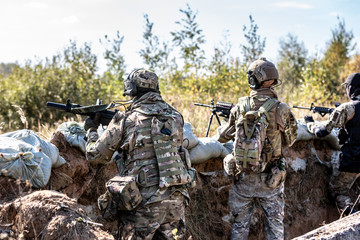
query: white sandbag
[
  {"left": 0, "top": 137, "right": 52, "bottom": 188},
  {"left": 183, "top": 122, "right": 199, "bottom": 149},
  {"left": 189, "top": 137, "right": 229, "bottom": 164},
  {"left": 296, "top": 122, "right": 341, "bottom": 150},
  {"left": 296, "top": 123, "right": 314, "bottom": 141},
  {"left": 222, "top": 140, "right": 234, "bottom": 154},
  {"left": 1, "top": 129, "right": 66, "bottom": 168},
  {"left": 57, "top": 121, "right": 87, "bottom": 154}
]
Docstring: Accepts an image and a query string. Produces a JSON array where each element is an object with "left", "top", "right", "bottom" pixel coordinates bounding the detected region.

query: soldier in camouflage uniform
[
  {"left": 84, "top": 69, "right": 193, "bottom": 239},
  {"left": 306, "top": 72, "right": 360, "bottom": 215},
  {"left": 215, "top": 58, "right": 298, "bottom": 240}
]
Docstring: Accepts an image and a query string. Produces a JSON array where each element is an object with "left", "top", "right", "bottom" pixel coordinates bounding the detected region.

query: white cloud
[
  {"left": 274, "top": 2, "right": 313, "bottom": 9},
  {"left": 24, "top": 2, "right": 49, "bottom": 9}
]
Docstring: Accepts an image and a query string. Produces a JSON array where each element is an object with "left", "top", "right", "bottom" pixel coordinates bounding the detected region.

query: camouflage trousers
[
  {"left": 329, "top": 170, "right": 360, "bottom": 210},
  {"left": 117, "top": 192, "right": 186, "bottom": 240},
  {"left": 229, "top": 171, "right": 285, "bottom": 240}
]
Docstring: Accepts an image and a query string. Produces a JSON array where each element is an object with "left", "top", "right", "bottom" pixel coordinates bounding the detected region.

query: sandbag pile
[
  {"left": 56, "top": 121, "right": 87, "bottom": 153},
  {"left": 296, "top": 121, "right": 341, "bottom": 150},
  {"left": 183, "top": 122, "right": 231, "bottom": 164},
  {"left": 0, "top": 129, "right": 66, "bottom": 188}
]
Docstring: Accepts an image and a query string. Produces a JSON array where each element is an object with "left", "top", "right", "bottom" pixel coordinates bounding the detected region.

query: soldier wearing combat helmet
[
  {"left": 84, "top": 68, "right": 195, "bottom": 239},
  {"left": 215, "top": 57, "right": 298, "bottom": 239},
  {"left": 306, "top": 72, "right": 360, "bottom": 215}
]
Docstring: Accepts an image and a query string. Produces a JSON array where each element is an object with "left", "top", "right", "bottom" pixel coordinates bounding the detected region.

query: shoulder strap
[{"left": 258, "top": 98, "right": 279, "bottom": 121}]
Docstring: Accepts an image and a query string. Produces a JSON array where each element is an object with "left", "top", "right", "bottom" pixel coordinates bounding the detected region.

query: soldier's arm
[
  {"left": 307, "top": 103, "right": 355, "bottom": 137},
  {"left": 277, "top": 102, "right": 298, "bottom": 147},
  {"left": 86, "top": 111, "right": 128, "bottom": 165},
  {"left": 213, "top": 105, "right": 237, "bottom": 143}
]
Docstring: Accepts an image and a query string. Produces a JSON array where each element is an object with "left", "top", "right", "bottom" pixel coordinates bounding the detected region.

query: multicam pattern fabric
[
  {"left": 233, "top": 97, "right": 279, "bottom": 173},
  {"left": 229, "top": 171, "right": 285, "bottom": 240},
  {"left": 215, "top": 88, "right": 297, "bottom": 165},
  {"left": 151, "top": 117, "right": 193, "bottom": 188},
  {"left": 117, "top": 192, "right": 186, "bottom": 240},
  {"left": 215, "top": 88, "right": 297, "bottom": 240},
  {"left": 307, "top": 102, "right": 356, "bottom": 134},
  {"left": 85, "top": 92, "right": 190, "bottom": 239},
  {"left": 106, "top": 176, "right": 143, "bottom": 211},
  {"left": 329, "top": 171, "right": 360, "bottom": 210}
]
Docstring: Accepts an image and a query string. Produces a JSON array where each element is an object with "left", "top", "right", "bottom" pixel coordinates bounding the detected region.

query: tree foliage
[
  {"left": 277, "top": 33, "right": 308, "bottom": 101},
  {"left": 320, "top": 17, "right": 356, "bottom": 100},
  {"left": 139, "top": 14, "right": 171, "bottom": 73},
  {"left": 240, "top": 15, "right": 266, "bottom": 64},
  {"left": 171, "top": 4, "right": 205, "bottom": 74}
]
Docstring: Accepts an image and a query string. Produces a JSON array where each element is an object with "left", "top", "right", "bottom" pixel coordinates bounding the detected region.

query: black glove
[
  {"left": 84, "top": 113, "right": 100, "bottom": 131},
  {"left": 338, "top": 128, "right": 348, "bottom": 145},
  {"left": 304, "top": 115, "right": 314, "bottom": 123}
]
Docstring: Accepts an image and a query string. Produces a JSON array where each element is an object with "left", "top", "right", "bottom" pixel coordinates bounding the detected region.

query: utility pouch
[
  {"left": 223, "top": 153, "right": 237, "bottom": 176},
  {"left": 97, "top": 191, "right": 118, "bottom": 221},
  {"left": 266, "top": 164, "right": 286, "bottom": 188},
  {"left": 179, "top": 146, "right": 197, "bottom": 188},
  {"left": 106, "top": 176, "right": 142, "bottom": 211}
]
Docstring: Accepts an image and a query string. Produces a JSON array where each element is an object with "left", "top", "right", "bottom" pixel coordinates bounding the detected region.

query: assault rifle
[
  {"left": 194, "top": 100, "right": 234, "bottom": 137},
  {"left": 46, "top": 99, "right": 121, "bottom": 126},
  {"left": 293, "top": 102, "right": 340, "bottom": 117}
]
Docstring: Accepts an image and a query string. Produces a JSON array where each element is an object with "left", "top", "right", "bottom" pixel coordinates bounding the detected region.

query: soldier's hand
[
  {"left": 84, "top": 113, "right": 100, "bottom": 131},
  {"left": 338, "top": 128, "right": 348, "bottom": 145},
  {"left": 304, "top": 115, "right": 314, "bottom": 123}
]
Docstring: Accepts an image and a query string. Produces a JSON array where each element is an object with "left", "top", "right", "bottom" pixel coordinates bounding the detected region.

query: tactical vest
[
  {"left": 339, "top": 100, "right": 360, "bottom": 173},
  {"left": 125, "top": 110, "right": 192, "bottom": 189},
  {"left": 234, "top": 95, "right": 282, "bottom": 172}
]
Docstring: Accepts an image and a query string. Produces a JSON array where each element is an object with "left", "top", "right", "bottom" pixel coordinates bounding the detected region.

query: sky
[{"left": 1, "top": 0, "right": 359, "bottom": 74}]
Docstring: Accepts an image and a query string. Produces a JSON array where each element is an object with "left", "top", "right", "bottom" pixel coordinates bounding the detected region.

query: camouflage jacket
[
  {"left": 215, "top": 88, "right": 297, "bottom": 162},
  {"left": 307, "top": 96, "right": 360, "bottom": 134},
  {"left": 86, "top": 92, "right": 189, "bottom": 205}
]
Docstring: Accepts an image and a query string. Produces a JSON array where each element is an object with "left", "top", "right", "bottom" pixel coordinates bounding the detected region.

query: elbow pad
[{"left": 314, "top": 126, "right": 330, "bottom": 138}]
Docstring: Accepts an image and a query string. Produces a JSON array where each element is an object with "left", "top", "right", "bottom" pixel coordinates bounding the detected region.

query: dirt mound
[
  {"left": 1, "top": 131, "right": 359, "bottom": 239},
  {"left": 294, "top": 211, "right": 360, "bottom": 239},
  {"left": 0, "top": 190, "right": 114, "bottom": 240}
]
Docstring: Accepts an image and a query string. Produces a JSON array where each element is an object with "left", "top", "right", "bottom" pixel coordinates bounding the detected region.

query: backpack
[{"left": 233, "top": 96, "right": 279, "bottom": 174}]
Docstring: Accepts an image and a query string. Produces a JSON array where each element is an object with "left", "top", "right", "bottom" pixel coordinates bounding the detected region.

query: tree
[
  {"left": 100, "top": 31, "right": 127, "bottom": 99},
  {"left": 0, "top": 63, "right": 17, "bottom": 77},
  {"left": 322, "top": 17, "right": 356, "bottom": 98},
  {"left": 171, "top": 4, "right": 205, "bottom": 74},
  {"left": 277, "top": 33, "right": 308, "bottom": 100},
  {"left": 0, "top": 41, "right": 110, "bottom": 131},
  {"left": 240, "top": 15, "right": 266, "bottom": 64},
  {"left": 139, "top": 14, "right": 171, "bottom": 72}
]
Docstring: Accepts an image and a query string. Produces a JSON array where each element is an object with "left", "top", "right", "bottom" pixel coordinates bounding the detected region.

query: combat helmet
[
  {"left": 247, "top": 57, "right": 279, "bottom": 90},
  {"left": 123, "top": 68, "right": 160, "bottom": 97}
]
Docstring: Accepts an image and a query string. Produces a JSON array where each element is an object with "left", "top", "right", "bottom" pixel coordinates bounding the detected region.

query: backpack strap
[{"left": 258, "top": 98, "right": 279, "bottom": 121}]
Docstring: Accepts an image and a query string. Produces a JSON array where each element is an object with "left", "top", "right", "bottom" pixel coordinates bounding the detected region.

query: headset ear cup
[
  {"left": 123, "top": 81, "right": 137, "bottom": 96},
  {"left": 248, "top": 75, "right": 259, "bottom": 89}
]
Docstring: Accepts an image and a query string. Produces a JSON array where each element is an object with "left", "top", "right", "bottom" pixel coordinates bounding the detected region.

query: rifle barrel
[
  {"left": 293, "top": 105, "right": 311, "bottom": 110},
  {"left": 46, "top": 102, "right": 68, "bottom": 111},
  {"left": 194, "top": 103, "right": 213, "bottom": 108}
]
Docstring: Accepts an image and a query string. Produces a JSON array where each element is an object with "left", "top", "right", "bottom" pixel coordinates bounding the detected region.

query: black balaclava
[{"left": 344, "top": 73, "right": 360, "bottom": 100}]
